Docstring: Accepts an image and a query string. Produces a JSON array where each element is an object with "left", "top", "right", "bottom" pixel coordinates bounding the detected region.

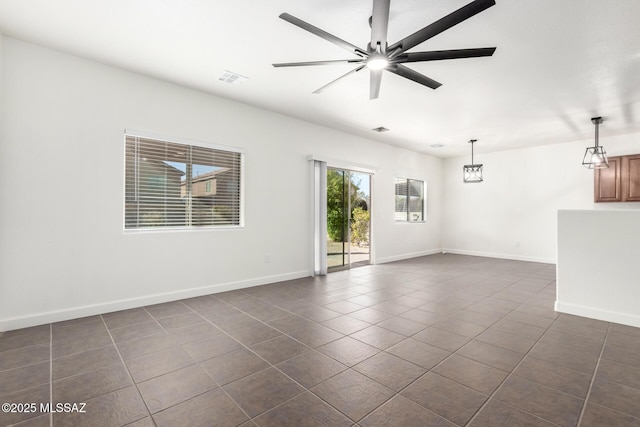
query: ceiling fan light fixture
[
  {"left": 582, "top": 117, "right": 609, "bottom": 169},
  {"left": 367, "top": 55, "right": 389, "bottom": 70}
]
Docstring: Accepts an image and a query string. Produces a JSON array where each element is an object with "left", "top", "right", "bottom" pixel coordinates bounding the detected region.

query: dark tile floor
[{"left": 1, "top": 254, "right": 640, "bottom": 426}]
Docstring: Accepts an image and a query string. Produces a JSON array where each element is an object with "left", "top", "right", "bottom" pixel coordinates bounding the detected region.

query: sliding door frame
[
  {"left": 327, "top": 167, "right": 372, "bottom": 272},
  {"left": 310, "top": 156, "right": 378, "bottom": 275}
]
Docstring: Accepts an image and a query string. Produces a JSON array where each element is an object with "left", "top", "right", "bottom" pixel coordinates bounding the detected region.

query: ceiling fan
[{"left": 273, "top": 0, "right": 496, "bottom": 100}]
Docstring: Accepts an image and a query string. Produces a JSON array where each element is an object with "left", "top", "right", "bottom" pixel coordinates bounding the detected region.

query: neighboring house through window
[
  {"left": 204, "top": 179, "right": 213, "bottom": 194},
  {"left": 124, "top": 132, "right": 243, "bottom": 229}
]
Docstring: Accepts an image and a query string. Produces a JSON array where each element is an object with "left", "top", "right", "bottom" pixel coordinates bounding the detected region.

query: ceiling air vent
[
  {"left": 372, "top": 127, "right": 389, "bottom": 133},
  {"left": 219, "top": 70, "right": 249, "bottom": 84}
]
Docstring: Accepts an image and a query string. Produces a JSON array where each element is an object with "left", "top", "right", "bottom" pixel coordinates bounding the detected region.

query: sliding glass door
[{"left": 327, "top": 168, "right": 371, "bottom": 270}]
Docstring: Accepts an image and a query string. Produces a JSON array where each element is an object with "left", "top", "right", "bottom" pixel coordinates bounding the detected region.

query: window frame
[
  {"left": 394, "top": 176, "right": 426, "bottom": 223},
  {"left": 123, "top": 130, "right": 245, "bottom": 232}
]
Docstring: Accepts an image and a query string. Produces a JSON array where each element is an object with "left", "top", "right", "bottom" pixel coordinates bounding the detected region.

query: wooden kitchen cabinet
[
  {"left": 594, "top": 154, "right": 640, "bottom": 202},
  {"left": 622, "top": 154, "right": 640, "bottom": 201},
  {"left": 594, "top": 156, "right": 621, "bottom": 202}
]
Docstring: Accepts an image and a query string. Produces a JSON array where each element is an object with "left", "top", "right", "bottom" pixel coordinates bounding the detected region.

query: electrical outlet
[
  {"left": 264, "top": 253, "right": 271, "bottom": 263},
  {"left": 515, "top": 241, "right": 520, "bottom": 248}
]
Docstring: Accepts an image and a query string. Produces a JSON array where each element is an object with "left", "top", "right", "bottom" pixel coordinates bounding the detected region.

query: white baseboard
[
  {"left": 0, "top": 270, "right": 311, "bottom": 332},
  {"left": 441, "top": 248, "right": 555, "bottom": 265},
  {"left": 376, "top": 248, "right": 443, "bottom": 264},
  {"left": 555, "top": 301, "right": 640, "bottom": 328}
]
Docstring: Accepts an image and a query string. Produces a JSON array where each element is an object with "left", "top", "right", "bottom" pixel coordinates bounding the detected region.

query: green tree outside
[
  {"left": 351, "top": 206, "right": 370, "bottom": 246},
  {"left": 327, "top": 170, "right": 369, "bottom": 243}
]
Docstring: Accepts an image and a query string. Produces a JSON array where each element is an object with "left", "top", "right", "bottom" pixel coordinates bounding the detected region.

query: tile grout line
[
  {"left": 575, "top": 322, "right": 611, "bottom": 426},
  {"left": 49, "top": 323, "right": 53, "bottom": 427},
  {"left": 98, "top": 313, "right": 153, "bottom": 425},
  {"left": 44, "top": 317, "right": 118, "bottom": 361}
]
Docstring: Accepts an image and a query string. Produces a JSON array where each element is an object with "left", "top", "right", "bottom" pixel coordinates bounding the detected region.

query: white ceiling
[{"left": 1, "top": 0, "right": 639, "bottom": 157}]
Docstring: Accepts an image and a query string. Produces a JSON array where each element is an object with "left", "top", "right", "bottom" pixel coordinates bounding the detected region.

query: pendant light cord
[
  {"left": 592, "top": 116, "right": 603, "bottom": 148},
  {"left": 469, "top": 139, "right": 477, "bottom": 164}
]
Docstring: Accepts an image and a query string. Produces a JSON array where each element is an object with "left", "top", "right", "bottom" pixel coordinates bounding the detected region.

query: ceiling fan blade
[
  {"left": 388, "top": 0, "right": 496, "bottom": 55},
  {"left": 313, "top": 65, "right": 366, "bottom": 94},
  {"left": 273, "top": 59, "right": 364, "bottom": 67},
  {"left": 370, "top": 0, "right": 391, "bottom": 51},
  {"left": 279, "top": 13, "right": 367, "bottom": 57},
  {"left": 370, "top": 70, "right": 383, "bottom": 100},
  {"left": 397, "top": 47, "right": 496, "bottom": 63},
  {"left": 388, "top": 64, "right": 442, "bottom": 89}
]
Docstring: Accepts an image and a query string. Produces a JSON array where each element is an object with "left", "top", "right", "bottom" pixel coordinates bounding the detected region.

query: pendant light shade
[
  {"left": 463, "top": 139, "right": 483, "bottom": 183},
  {"left": 582, "top": 117, "right": 608, "bottom": 169}
]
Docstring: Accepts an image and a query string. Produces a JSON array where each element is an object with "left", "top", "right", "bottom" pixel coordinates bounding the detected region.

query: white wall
[
  {"left": 557, "top": 209, "right": 640, "bottom": 328},
  {"left": 0, "top": 37, "right": 443, "bottom": 331},
  {"left": 442, "top": 134, "right": 640, "bottom": 263},
  {"left": 0, "top": 34, "right": 3, "bottom": 114}
]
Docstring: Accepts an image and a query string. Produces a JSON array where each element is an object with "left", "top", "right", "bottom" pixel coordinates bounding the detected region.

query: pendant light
[
  {"left": 582, "top": 117, "right": 608, "bottom": 169},
  {"left": 463, "top": 139, "right": 483, "bottom": 183}
]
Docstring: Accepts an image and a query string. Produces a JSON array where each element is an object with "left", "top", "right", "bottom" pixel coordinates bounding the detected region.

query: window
[
  {"left": 395, "top": 177, "right": 425, "bottom": 222},
  {"left": 124, "top": 133, "right": 243, "bottom": 230}
]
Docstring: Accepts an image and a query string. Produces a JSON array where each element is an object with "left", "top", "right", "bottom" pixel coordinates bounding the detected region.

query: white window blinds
[
  {"left": 124, "top": 134, "right": 242, "bottom": 230},
  {"left": 394, "top": 177, "right": 425, "bottom": 222}
]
